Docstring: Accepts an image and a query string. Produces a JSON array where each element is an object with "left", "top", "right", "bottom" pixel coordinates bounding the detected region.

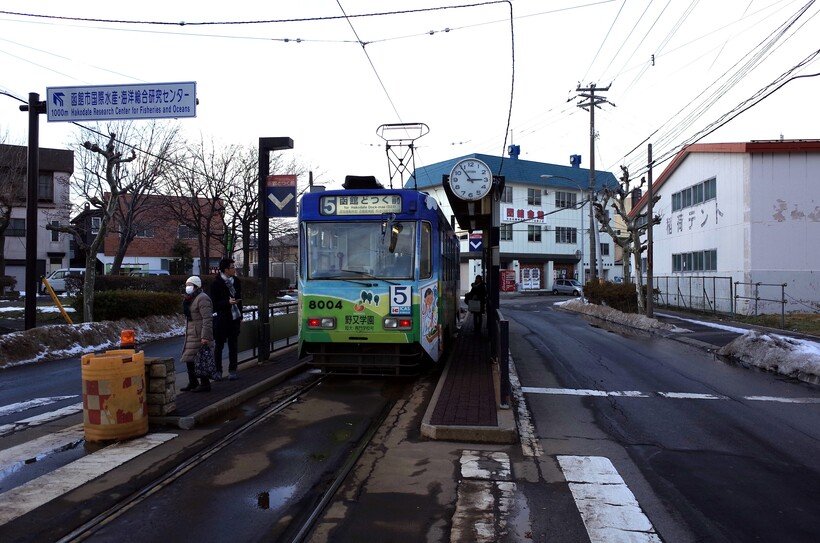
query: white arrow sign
[
  {"left": 268, "top": 193, "right": 294, "bottom": 210},
  {"left": 470, "top": 240, "right": 481, "bottom": 250}
]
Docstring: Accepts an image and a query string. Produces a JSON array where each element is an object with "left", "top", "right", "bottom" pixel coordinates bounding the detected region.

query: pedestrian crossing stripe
[
  {"left": 0, "top": 433, "right": 176, "bottom": 526},
  {"left": 0, "top": 396, "right": 78, "bottom": 418},
  {"left": 522, "top": 387, "right": 820, "bottom": 403},
  {"left": 0, "top": 402, "right": 84, "bottom": 438},
  {"left": 0, "top": 424, "right": 84, "bottom": 479}
]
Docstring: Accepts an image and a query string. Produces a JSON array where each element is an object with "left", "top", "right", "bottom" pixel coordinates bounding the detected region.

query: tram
[{"left": 298, "top": 176, "right": 460, "bottom": 375}]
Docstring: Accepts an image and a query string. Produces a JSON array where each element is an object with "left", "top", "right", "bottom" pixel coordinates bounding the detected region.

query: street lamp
[{"left": 541, "top": 174, "right": 588, "bottom": 284}]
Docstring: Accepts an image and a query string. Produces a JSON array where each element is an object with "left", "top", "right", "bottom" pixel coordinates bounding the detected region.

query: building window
[
  {"left": 600, "top": 243, "right": 609, "bottom": 256},
  {"left": 38, "top": 173, "right": 54, "bottom": 202},
  {"left": 501, "top": 186, "right": 513, "bottom": 203},
  {"left": 134, "top": 227, "right": 155, "bottom": 238},
  {"left": 91, "top": 216, "right": 101, "bottom": 235},
  {"left": 672, "top": 177, "right": 717, "bottom": 212},
  {"left": 178, "top": 225, "right": 198, "bottom": 239},
  {"left": 527, "top": 188, "right": 541, "bottom": 206},
  {"left": 8, "top": 218, "right": 25, "bottom": 237},
  {"left": 51, "top": 220, "right": 60, "bottom": 242},
  {"left": 420, "top": 222, "right": 432, "bottom": 278},
  {"left": 555, "top": 227, "right": 577, "bottom": 244},
  {"left": 527, "top": 225, "right": 541, "bottom": 242},
  {"left": 555, "top": 191, "right": 577, "bottom": 208},
  {"left": 672, "top": 249, "right": 717, "bottom": 272},
  {"left": 500, "top": 223, "right": 512, "bottom": 241}
]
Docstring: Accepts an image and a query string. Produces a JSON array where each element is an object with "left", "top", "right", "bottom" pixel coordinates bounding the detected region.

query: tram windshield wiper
[{"left": 341, "top": 269, "right": 398, "bottom": 286}]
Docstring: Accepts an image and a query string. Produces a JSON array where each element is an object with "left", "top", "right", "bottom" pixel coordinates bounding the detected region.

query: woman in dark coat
[
  {"left": 211, "top": 257, "right": 243, "bottom": 380},
  {"left": 465, "top": 274, "right": 488, "bottom": 334},
  {"left": 180, "top": 276, "right": 214, "bottom": 392}
]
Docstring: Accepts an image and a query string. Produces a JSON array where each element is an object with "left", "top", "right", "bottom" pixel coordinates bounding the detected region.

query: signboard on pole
[
  {"left": 265, "top": 174, "right": 297, "bottom": 217},
  {"left": 501, "top": 270, "right": 517, "bottom": 292},
  {"left": 46, "top": 82, "right": 197, "bottom": 122},
  {"left": 468, "top": 232, "right": 483, "bottom": 252}
]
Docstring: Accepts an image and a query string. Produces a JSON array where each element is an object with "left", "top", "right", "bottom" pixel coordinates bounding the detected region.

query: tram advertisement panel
[
  {"left": 301, "top": 285, "right": 416, "bottom": 343},
  {"left": 419, "top": 280, "right": 440, "bottom": 361}
]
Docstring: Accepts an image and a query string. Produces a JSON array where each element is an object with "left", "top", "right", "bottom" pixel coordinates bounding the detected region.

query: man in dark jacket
[{"left": 211, "top": 257, "right": 243, "bottom": 380}]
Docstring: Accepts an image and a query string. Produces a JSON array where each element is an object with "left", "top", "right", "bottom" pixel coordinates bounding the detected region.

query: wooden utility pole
[
  {"left": 575, "top": 83, "right": 613, "bottom": 282},
  {"left": 646, "top": 143, "right": 654, "bottom": 317}
]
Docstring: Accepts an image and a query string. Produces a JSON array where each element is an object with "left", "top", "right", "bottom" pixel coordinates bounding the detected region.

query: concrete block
[
  {"left": 149, "top": 380, "right": 166, "bottom": 393},
  {"left": 147, "top": 393, "right": 165, "bottom": 405},
  {"left": 149, "top": 364, "right": 167, "bottom": 378}
]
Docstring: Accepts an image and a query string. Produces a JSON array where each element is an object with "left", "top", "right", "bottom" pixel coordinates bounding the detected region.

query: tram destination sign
[
  {"left": 46, "top": 82, "right": 197, "bottom": 122},
  {"left": 320, "top": 195, "right": 402, "bottom": 215}
]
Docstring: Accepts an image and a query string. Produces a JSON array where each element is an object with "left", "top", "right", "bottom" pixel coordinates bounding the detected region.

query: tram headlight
[
  {"left": 383, "top": 317, "right": 412, "bottom": 330},
  {"left": 307, "top": 317, "right": 336, "bottom": 329}
]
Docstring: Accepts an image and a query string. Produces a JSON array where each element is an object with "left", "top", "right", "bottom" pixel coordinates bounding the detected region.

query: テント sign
[{"left": 46, "top": 82, "right": 197, "bottom": 122}]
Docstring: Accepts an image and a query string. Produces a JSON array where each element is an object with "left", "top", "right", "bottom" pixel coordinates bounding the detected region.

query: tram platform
[
  {"left": 150, "top": 346, "right": 306, "bottom": 430},
  {"left": 421, "top": 315, "right": 517, "bottom": 444}
]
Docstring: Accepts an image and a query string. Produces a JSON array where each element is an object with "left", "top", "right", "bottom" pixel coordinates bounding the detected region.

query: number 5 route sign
[{"left": 266, "top": 175, "right": 297, "bottom": 217}]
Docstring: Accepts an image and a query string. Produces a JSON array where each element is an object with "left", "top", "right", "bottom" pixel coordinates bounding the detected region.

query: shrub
[
  {"left": 585, "top": 281, "right": 639, "bottom": 313},
  {"left": 72, "top": 290, "right": 182, "bottom": 321},
  {"left": 72, "top": 274, "right": 290, "bottom": 300},
  {"left": 0, "top": 276, "right": 16, "bottom": 290}
]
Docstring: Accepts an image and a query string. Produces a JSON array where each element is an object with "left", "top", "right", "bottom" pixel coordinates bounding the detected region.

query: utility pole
[
  {"left": 646, "top": 143, "right": 654, "bottom": 317},
  {"left": 574, "top": 83, "right": 614, "bottom": 282}
]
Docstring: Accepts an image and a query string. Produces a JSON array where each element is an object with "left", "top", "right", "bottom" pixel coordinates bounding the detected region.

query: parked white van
[{"left": 41, "top": 268, "right": 84, "bottom": 294}]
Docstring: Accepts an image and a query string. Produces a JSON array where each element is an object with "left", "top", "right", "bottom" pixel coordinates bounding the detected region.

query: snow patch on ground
[
  {"left": 557, "top": 299, "right": 820, "bottom": 381},
  {"left": 557, "top": 299, "right": 677, "bottom": 332},
  {"left": 718, "top": 331, "right": 820, "bottom": 380},
  {"left": 0, "top": 315, "right": 185, "bottom": 368}
]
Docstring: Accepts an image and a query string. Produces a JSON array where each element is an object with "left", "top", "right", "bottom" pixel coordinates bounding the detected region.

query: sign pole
[
  {"left": 20, "top": 93, "right": 46, "bottom": 330},
  {"left": 257, "top": 137, "right": 294, "bottom": 364}
]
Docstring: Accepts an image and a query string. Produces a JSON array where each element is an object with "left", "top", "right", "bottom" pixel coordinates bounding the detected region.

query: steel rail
[
  {"left": 288, "top": 399, "right": 396, "bottom": 543},
  {"left": 57, "top": 374, "right": 327, "bottom": 543}
]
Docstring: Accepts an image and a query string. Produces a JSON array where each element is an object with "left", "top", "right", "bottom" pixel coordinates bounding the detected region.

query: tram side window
[{"left": 420, "top": 222, "right": 432, "bottom": 279}]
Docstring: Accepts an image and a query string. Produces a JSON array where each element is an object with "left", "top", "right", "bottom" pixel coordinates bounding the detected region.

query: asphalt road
[{"left": 504, "top": 296, "right": 820, "bottom": 542}]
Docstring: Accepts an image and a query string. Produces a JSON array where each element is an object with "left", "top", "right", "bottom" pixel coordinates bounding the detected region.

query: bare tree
[
  {"left": 106, "top": 121, "right": 183, "bottom": 274},
  {"left": 160, "top": 136, "right": 233, "bottom": 275},
  {"left": 224, "top": 145, "right": 305, "bottom": 277},
  {"left": 593, "top": 165, "right": 660, "bottom": 312},
  {"left": 47, "top": 132, "right": 136, "bottom": 321},
  {"left": 0, "top": 140, "right": 25, "bottom": 294}
]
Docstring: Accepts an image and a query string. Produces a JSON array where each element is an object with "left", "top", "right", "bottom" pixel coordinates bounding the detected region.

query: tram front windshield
[{"left": 307, "top": 221, "right": 416, "bottom": 280}]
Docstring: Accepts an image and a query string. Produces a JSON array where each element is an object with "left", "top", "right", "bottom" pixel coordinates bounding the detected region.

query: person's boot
[
  {"left": 180, "top": 381, "right": 198, "bottom": 392},
  {"left": 193, "top": 380, "right": 211, "bottom": 392}
]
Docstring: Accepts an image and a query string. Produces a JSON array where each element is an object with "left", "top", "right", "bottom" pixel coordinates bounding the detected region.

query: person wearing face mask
[
  {"left": 180, "top": 275, "right": 214, "bottom": 392},
  {"left": 211, "top": 257, "right": 243, "bottom": 381}
]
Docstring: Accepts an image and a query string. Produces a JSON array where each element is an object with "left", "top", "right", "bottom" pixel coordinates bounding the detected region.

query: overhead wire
[
  {"left": 615, "top": 0, "right": 816, "bottom": 173},
  {"left": 609, "top": 0, "right": 672, "bottom": 85},
  {"left": 580, "top": 0, "right": 627, "bottom": 84},
  {"left": 596, "top": 0, "right": 655, "bottom": 83}
]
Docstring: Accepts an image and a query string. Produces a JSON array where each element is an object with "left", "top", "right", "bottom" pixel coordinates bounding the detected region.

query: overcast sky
[{"left": 1, "top": 0, "right": 818, "bottom": 189}]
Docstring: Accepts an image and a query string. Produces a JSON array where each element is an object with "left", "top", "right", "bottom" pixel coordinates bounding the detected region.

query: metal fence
[
  {"left": 653, "top": 276, "right": 735, "bottom": 316},
  {"left": 236, "top": 301, "right": 299, "bottom": 364},
  {"left": 733, "top": 281, "right": 787, "bottom": 327}
]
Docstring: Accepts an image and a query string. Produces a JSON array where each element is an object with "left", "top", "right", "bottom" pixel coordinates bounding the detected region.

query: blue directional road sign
[
  {"left": 266, "top": 175, "right": 297, "bottom": 217},
  {"left": 469, "top": 233, "right": 483, "bottom": 252},
  {"left": 46, "top": 82, "right": 196, "bottom": 122}
]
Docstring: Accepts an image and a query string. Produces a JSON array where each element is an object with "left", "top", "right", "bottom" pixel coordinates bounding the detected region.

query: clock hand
[{"left": 460, "top": 164, "right": 476, "bottom": 182}]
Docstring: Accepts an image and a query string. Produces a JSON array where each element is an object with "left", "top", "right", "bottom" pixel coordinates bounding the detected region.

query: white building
[
  {"left": 0, "top": 144, "right": 74, "bottom": 290},
  {"left": 632, "top": 140, "right": 820, "bottom": 314},
  {"left": 411, "top": 152, "right": 619, "bottom": 292}
]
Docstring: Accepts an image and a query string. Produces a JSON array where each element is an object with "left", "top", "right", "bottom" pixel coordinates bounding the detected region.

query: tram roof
[{"left": 406, "top": 153, "right": 618, "bottom": 192}]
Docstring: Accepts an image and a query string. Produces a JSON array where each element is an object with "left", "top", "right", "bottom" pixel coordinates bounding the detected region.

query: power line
[
  {"left": 596, "top": 0, "right": 654, "bottom": 83},
  {"left": 580, "top": 0, "right": 627, "bottom": 84}
]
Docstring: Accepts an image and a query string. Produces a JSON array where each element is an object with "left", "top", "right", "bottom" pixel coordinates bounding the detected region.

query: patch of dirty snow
[
  {"left": 0, "top": 315, "right": 185, "bottom": 368},
  {"left": 655, "top": 313, "right": 748, "bottom": 334},
  {"left": 558, "top": 298, "right": 677, "bottom": 332},
  {"left": 718, "top": 331, "right": 820, "bottom": 379}
]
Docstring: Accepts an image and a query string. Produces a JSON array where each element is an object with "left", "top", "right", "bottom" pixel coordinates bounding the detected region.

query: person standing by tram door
[
  {"left": 465, "top": 274, "right": 488, "bottom": 334},
  {"left": 211, "top": 257, "right": 243, "bottom": 381}
]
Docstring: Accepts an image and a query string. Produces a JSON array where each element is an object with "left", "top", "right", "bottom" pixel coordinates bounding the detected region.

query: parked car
[
  {"left": 128, "top": 269, "right": 170, "bottom": 277},
  {"left": 552, "top": 278, "right": 584, "bottom": 296},
  {"left": 41, "top": 268, "right": 84, "bottom": 294}
]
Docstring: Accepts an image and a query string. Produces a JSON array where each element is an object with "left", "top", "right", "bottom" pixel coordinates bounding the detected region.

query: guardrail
[
  {"left": 734, "top": 281, "right": 787, "bottom": 328},
  {"left": 492, "top": 308, "right": 510, "bottom": 409},
  {"left": 236, "top": 301, "right": 299, "bottom": 364},
  {"left": 653, "top": 275, "right": 735, "bottom": 317}
]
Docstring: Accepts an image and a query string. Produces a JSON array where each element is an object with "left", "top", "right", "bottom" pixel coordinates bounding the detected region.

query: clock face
[{"left": 448, "top": 158, "right": 492, "bottom": 201}]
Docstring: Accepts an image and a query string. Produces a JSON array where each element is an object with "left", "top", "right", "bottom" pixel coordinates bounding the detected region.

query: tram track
[{"left": 57, "top": 374, "right": 328, "bottom": 543}]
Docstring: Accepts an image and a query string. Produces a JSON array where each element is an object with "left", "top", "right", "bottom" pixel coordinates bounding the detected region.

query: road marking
[
  {"left": 0, "top": 424, "right": 84, "bottom": 479},
  {"left": 557, "top": 455, "right": 661, "bottom": 543},
  {"left": 0, "top": 396, "right": 78, "bottom": 417},
  {"left": 0, "top": 402, "right": 84, "bottom": 437},
  {"left": 451, "top": 450, "right": 520, "bottom": 543},
  {"left": 0, "top": 433, "right": 176, "bottom": 526},
  {"left": 523, "top": 387, "right": 820, "bottom": 403},
  {"left": 509, "top": 359, "right": 543, "bottom": 457}
]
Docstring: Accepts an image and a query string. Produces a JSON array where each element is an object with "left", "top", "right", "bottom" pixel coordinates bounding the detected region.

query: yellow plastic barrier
[{"left": 81, "top": 349, "right": 148, "bottom": 442}]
